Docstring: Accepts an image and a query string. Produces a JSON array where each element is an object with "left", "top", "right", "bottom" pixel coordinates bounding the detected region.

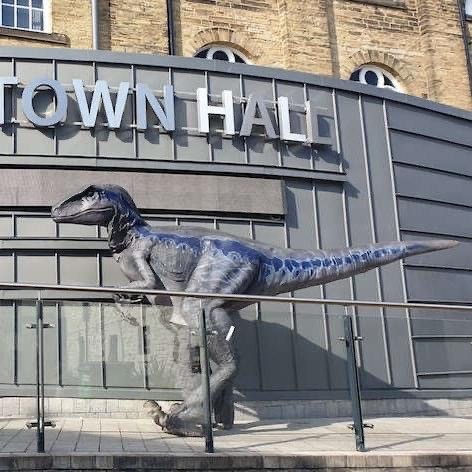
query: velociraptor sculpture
[{"left": 51, "top": 184, "right": 457, "bottom": 437}]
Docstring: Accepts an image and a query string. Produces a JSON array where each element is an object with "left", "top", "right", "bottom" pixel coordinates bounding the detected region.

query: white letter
[
  {"left": 136, "top": 83, "right": 175, "bottom": 131},
  {"left": 197, "top": 88, "right": 235, "bottom": 136},
  {"left": 22, "top": 77, "right": 68, "bottom": 127},
  {"left": 73, "top": 79, "right": 129, "bottom": 129},
  {"left": 278, "top": 96, "right": 306, "bottom": 143},
  {"left": 0, "top": 76, "right": 18, "bottom": 125}
]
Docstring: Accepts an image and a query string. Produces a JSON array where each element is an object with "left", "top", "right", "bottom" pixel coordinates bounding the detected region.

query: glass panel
[
  {"left": 17, "top": 0, "right": 29, "bottom": 6},
  {"left": 31, "top": 8, "right": 42, "bottom": 30},
  {"left": 350, "top": 70, "right": 360, "bottom": 82},
  {"left": 16, "top": 6, "right": 29, "bottom": 28},
  {"left": 32, "top": 0, "right": 42, "bottom": 7},
  {"left": 213, "top": 50, "right": 229, "bottom": 61},
  {"left": 364, "top": 70, "right": 378, "bottom": 86},
  {"left": 195, "top": 49, "right": 207, "bottom": 58},
  {"left": 1, "top": 5, "right": 14, "bottom": 26},
  {"left": 1, "top": 0, "right": 14, "bottom": 5}
]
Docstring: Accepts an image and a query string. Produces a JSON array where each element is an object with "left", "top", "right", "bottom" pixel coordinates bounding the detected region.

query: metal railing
[{"left": 0, "top": 281, "right": 471, "bottom": 453}]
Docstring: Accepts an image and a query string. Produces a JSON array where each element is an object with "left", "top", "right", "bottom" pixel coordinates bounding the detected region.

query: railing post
[
  {"left": 198, "top": 308, "right": 214, "bottom": 453},
  {"left": 35, "top": 298, "right": 45, "bottom": 453},
  {"left": 342, "top": 309, "right": 366, "bottom": 452},
  {"left": 25, "top": 297, "right": 55, "bottom": 453}
]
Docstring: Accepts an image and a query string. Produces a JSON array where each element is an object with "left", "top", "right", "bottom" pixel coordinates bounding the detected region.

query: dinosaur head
[{"left": 51, "top": 184, "right": 141, "bottom": 227}]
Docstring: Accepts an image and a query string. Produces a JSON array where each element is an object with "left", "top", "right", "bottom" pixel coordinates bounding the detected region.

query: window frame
[
  {"left": 0, "top": 0, "right": 51, "bottom": 34},
  {"left": 194, "top": 44, "right": 250, "bottom": 64},
  {"left": 350, "top": 64, "right": 402, "bottom": 92}
]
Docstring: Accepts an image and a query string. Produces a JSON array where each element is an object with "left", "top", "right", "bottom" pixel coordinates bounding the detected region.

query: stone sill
[
  {"left": 0, "top": 26, "right": 69, "bottom": 45},
  {"left": 346, "top": 0, "right": 407, "bottom": 10}
]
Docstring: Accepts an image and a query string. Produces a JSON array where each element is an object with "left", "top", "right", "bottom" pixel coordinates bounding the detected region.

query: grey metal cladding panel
[
  {"left": 405, "top": 267, "right": 472, "bottom": 303},
  {"left": 0, "top": 169, "right": 285, "bottom": 215},
  {"left": 101, "top": 255, "right": 129, "bottom": 287},
  {"left": 172, "top": 69, "right": 206, "bottom": 93},
  {"left": 137, "top": 128, "right": 173, "bottom": 160},
  {"left": 0, "top": 253, "right": 14, "bottom": 282},
  {"left": 60, "top": 303, "right": 103, "bottom": 387},
  {"left": 210, "top": 134, "right": 246, "bottom": 164},
  {"left": 0, "top": 217, "right": 12, "bottom": 237},
  {"left": 315, "top": 182, "right": 349, "bottom": 389},
  {"left": 97, "top": 96, "right": 135, "bottom": 158},
  {"left": 401, "top": 231, "right": 472, "bottom": 270},
  {"left": 16, "top": 254, "right": 56, "bottom": 284},
  {"left": 337, "top": 92, "right": 390, "bottom": 388},
  {"left": 409, "top": 307, "right": 472, "bottom": 336},
  {"left": 390, "top": 131, "right": 472, "bottom": 177},
  {"left": 56, "top": 61, "right": 95, "bottom": 84},
  {"left": 252, "top": 222, "right": 296, "bottom": 391},
  {"left": 418, "top": 374, "right": 472, "bottom": 389},
  {"left": 387, "top": 101, "right": 472, "bottom": 146},
  {"left": 135, "top": 67, "right": 170, "bottom": 90},
  {"left": 95, "top": 64, "right": 133, "bottom": 85},
  {"left": 414, "top": 338, "right": 472, "bottom": 374},
  {"left": 174, "top": 131, "right": 210, "bottom": 161},
  {"left": 362, "top": 97, "right": 413, "bottom": 388},
  {"left": 308, "top": 86, "right": 339, "bottom": 172},
  {"left": 247, "top": 137, "right": 279, "bottom": 166},
  {"left": 242, "top": 77, "right": 274, "bottom": 100},
  {"left": 58, "top": 222, "right": 97, "bottom": 238},
  {"left": 398, "top": 198, "right": 472, "bottom": 238},
  {"left": 394, "top": 164, "right": 472, "bottom": 207},
  {"left": 0, "top": 303, "right": 14, "bottom": 384},
  {"left": 285, "top": 180, "right": 328, "bottom": 390},
  {"left": 16, "top": 216, "right": 56, "bottom": 237},
  {"left": 16, "top": 303, "right": 37, "bottom": 384},
  {"left": 59, "top": 255, "right": 98, "bottom": 286},
  {"left": 207, "top": 72, "right": 240, "bottom": 96},
  {"left": 0, "top": 60, "right": 13, "bottom": 154},
  {"left": 102, "top": 305, "right": 144, "bottom": 388}
]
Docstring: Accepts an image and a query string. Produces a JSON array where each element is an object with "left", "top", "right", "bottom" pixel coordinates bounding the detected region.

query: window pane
[
  {"left": 32, "top": 0, "right": 42, "bottom": 7},
  {"left": 364, "top": 70, "right": 378, "bottom": 86},
  {"left": 213, "top": 50, "right": 229, "bottom": 61},
  {"left": 17, "top": 0, "right": 29, "bottom": 6},
  {"left": 32, "top": 8, "right": 42, "bottom": 30},
  {"left": 2, "top": 0, "right": 14, "bottom": 5},
  {"left": 235, "top": 54, "right": 245, "bottom": 63},
  {"left": 195, "top": 49, "right": 207, "bottom": 58},
  {"left": 17, "top": 7, "right": 29, "bottom": 28},
  {"left": 350, "top": 70, "right": 360, "bottom": 82},
  {"left": 1, "top": 5, "right": 13, "bottom": 26}
]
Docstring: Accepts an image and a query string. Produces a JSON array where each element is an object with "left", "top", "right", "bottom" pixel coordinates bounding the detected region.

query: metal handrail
[{"left": 0, "top": 281, "right": 471, "bottom": 312}]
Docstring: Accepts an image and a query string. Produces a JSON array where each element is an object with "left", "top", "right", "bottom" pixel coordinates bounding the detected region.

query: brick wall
[{"left": 0, "top": 0, "right": 470, "bottom": 110}]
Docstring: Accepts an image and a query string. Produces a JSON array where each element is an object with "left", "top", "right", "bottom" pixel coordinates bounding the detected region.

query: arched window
[
  {"left": 350, "top": 65, "right": 401, "bottom": 92},
  {"left": 194, "top": 45, "right": 249, "bottom": 64}
]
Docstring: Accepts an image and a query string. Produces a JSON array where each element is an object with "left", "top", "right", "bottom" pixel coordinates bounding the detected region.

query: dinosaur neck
[{"left": 108, "top": 206, "right": 148, "bottom": 254}]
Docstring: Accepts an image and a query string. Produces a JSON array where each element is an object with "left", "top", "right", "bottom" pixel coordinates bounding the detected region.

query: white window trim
[
  {"left": 194, "top": 44, "right": 250, "bottom": 64},
  {"left": 352, "top": 65, "right": 402, "bottom": 92},
  {"left": 0, "top": 0, "right": 51, "bottom": 33},
  {"left": 466, "top": 0, "right": 472, "bottom": 16}
]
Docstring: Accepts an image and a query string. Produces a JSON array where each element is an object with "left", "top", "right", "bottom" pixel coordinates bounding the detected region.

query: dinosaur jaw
[{"left": 52, "top": 205, "right": 114, "bottom": 225}]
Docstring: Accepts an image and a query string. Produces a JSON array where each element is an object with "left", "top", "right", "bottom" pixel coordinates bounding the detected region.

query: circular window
[
  {"left": 194, "top": 45, "right": 248, "bottom": 64},
  {"left": 350, "top": 65, "right": 401, "bottom": 92}
]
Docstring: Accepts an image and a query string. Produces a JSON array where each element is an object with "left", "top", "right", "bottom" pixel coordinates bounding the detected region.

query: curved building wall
[{"left": 0, "top": 47, "right": 470, "bottom": 402}]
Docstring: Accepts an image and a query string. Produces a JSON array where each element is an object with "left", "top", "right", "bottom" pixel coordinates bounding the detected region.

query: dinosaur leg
[{"left": 151, "top": 253, "right": 257, "bottom": 437}]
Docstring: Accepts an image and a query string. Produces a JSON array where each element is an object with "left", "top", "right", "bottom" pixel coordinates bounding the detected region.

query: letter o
[{"left": 22, "top": 77, "right": 67, "bottom": 127}]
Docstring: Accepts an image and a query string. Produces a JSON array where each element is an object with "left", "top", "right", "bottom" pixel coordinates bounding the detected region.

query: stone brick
[{"left": 0, "top": 0, "right": 470, "bottom": 109}]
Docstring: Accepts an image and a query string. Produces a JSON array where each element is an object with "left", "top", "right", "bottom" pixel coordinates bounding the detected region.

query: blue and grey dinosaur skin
[{"left": 51, "top": 184, "right": 457, "bottom": 437}]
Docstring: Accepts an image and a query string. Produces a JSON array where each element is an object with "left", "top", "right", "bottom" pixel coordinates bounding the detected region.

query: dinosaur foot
[{"left": 143, "top": 400, "right": 205, "bottom": 437}]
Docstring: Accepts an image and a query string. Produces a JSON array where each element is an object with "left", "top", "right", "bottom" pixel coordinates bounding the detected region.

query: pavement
[{"left": 0, "top": 415, "right": 470, "bottom": 454}]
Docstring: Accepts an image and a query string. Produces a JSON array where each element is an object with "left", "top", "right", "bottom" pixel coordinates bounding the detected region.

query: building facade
[
  {"left": 0, "top": 0, "right": 471, "bottom": 110},
  {"left": 0, "top": 2, "right": 470, "bottom": 413}
]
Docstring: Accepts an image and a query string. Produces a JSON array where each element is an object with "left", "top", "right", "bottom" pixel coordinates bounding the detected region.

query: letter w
[{"left": 73, "top": 79, "right": 129, "bottom": 129}]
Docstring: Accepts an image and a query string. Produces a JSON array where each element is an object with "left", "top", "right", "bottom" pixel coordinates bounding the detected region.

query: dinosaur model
[{"left": 51, "top": 184, "right": 457, "bottom": 437}]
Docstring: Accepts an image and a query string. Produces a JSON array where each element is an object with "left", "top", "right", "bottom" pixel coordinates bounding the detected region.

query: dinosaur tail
[{"left": 279, "top": 239, "right": 458, "bottom": 292}]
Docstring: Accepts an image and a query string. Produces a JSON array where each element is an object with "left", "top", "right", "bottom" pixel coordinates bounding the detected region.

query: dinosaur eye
[{"left": 82, "top": 191, "right": 99, "bottom": 203}]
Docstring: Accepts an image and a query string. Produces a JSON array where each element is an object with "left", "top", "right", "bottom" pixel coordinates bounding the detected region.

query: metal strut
[{"left": 25, "top": 299, "right": 55, "bottom": 453}]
